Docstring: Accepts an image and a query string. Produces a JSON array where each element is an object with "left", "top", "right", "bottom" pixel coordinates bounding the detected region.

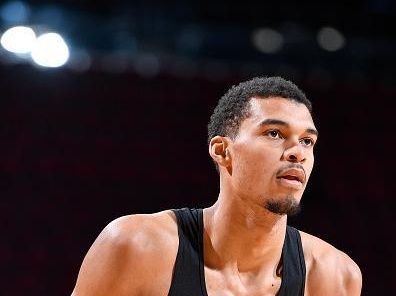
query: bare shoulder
[
  {"left": 72, "top": 210, "right": 179, "bottom": 296},
  {"left": 299, "top": 230, "right": 362, "bottom": 296}
]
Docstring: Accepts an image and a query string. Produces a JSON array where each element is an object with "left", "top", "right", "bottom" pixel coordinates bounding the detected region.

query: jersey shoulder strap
[
  {"left": 168, "top": 208, "right": 206, "bottom": 296},
  {"left": 277, "top": 225, "right": 306, "bottom": 296}
]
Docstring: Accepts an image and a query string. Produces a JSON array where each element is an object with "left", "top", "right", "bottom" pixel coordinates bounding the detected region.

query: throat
[
  {"left": 203, "top": 206, "right": 287, "bottom": 271},
  {"left": 202, "top": 206, "right": 288, "bottom": 295}
]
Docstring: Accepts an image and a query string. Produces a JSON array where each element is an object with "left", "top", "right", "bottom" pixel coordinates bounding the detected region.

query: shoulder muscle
[
  {"left": 72, "top": 211, "right": 178, "bottom": 296},
  {"left": 300, "top": 231, "right": 362, "bottom": 296}
]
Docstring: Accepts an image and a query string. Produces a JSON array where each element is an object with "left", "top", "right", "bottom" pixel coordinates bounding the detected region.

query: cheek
[{"left": 233, "top": 150, "right": 275, "bottom": 181}]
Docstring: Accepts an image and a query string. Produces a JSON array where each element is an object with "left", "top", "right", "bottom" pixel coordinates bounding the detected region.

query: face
[{"left": 227, "top": 97, "right": 318, "bottom": 215}]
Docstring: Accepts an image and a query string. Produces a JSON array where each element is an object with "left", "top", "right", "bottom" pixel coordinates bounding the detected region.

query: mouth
[
  {"left": 276, "top": 168, "right": 305, "bottom": 189},
  {"left": 276, "top": 176, "right": 303, "bottom": 189},
  {"left": 279, "top": 175, "right": 303, "bottom": 182}
]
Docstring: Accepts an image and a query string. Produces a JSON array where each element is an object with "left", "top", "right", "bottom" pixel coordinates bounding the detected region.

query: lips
[{"left": 276, "top": 168, "right": 306, "bottom": 184}]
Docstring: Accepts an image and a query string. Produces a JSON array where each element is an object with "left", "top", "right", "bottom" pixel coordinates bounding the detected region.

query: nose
[{"left": 283, "top": 141, "right": 306, "bottom": 163}]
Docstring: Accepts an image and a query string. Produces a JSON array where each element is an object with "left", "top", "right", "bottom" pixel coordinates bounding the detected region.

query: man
[{"left": 71, "top": 77, "right": 362, "bottom": 295}]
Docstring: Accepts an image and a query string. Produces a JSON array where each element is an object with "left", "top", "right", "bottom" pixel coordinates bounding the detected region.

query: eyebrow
[{"left": 258, "top": 118, "right": 319, "bottom": 137}]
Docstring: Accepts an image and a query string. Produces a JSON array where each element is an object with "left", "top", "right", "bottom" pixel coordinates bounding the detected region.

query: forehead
[{"left": 244, "top": 96, "right": 315, "bottom": 129}]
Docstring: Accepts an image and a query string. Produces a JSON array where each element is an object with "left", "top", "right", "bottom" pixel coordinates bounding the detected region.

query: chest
[{"left": 204, "top": 266, "right": 282, "bottom": 296}]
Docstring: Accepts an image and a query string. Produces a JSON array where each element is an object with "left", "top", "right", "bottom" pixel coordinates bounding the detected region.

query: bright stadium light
[
  {"left": 31, "top": 32, "right": 69, "bottom": 67},
  {"left": 0, "top": 26, "right": 36, "bottom": 54},
  {"left": 0, "top": 1, "right": 30, "bottom": 24},
  {"left": 252, "top": 28, "right": 284, "bottom": 54},
  {"left": 317, "top": 27, "right": 345, "bottom": 52}
]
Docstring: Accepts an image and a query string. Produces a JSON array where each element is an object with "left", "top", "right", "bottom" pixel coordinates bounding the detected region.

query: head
[{"left": 207, "top": 77, "right": 317, "bottom": 216}]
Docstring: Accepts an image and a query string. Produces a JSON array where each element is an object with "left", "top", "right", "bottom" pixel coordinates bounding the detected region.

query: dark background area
[{"left": 0, "top": 0, "right": 393, "bottom": 295}]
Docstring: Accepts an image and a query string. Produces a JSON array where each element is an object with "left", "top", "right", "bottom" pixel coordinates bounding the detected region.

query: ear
[{"left": 209, "top": 136, "right": 231, "bottom": 168}]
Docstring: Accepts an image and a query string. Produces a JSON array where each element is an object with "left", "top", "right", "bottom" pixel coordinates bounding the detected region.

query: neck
[{"left": 203, "top": 193, "right": 287, "bottom": 273}]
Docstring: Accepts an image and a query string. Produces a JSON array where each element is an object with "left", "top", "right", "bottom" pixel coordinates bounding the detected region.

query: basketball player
[{"left": 71, "top": 77, "right": 362, "bottom": 295}]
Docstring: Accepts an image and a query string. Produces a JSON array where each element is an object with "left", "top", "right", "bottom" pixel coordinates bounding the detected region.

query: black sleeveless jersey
[{"left": 168, "top": 208, "right": 306, "bottom": 296}]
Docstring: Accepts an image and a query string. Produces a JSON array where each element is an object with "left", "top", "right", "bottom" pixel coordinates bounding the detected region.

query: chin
[{"left": 264, "top": 195, "right": 301, "bottom": 216}]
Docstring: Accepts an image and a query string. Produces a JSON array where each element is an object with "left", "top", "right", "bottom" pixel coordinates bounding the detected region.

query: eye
[
  {"left": 300, "top": 138, "right": 315, "bottom": 147},
  {"left": 266, "top": 130, "right": 282, "bottom": 139}
]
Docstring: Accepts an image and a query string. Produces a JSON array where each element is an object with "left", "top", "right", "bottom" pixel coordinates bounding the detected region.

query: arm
[
  {"left": 71, "top": 212, "right": 178, "bottom": 296},
  {"left": 71, "top": 216, "right": 146, "bottom": 296},
  {"left": 307, "top": 250, "right": 362, "bottom": 296},
  {"left": 300, "top": 231, "right": 362, "bottom": 296}
]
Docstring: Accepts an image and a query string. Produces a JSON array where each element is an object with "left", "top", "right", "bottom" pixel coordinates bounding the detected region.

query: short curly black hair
[{"left": 207, "top": 76, "right": 312, "bottom": 144}]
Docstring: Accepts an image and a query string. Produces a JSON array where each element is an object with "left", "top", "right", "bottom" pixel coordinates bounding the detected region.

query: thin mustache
[{"left": 276, "top": 164, "right": 306, "bottom": 178}]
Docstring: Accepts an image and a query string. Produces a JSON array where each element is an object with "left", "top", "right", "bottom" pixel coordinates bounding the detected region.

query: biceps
[
  {"left": 307, "top": 266, "right": 362, "bottom": 296},
  {"left": 72, "top": 247, "right": 122, "bottom": 295},
  {"left": 345, "top": 265, "right": 362, "bottom": 296},
  {"left": 71, "top": 232, "right": 140, "bottom": 296}
]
